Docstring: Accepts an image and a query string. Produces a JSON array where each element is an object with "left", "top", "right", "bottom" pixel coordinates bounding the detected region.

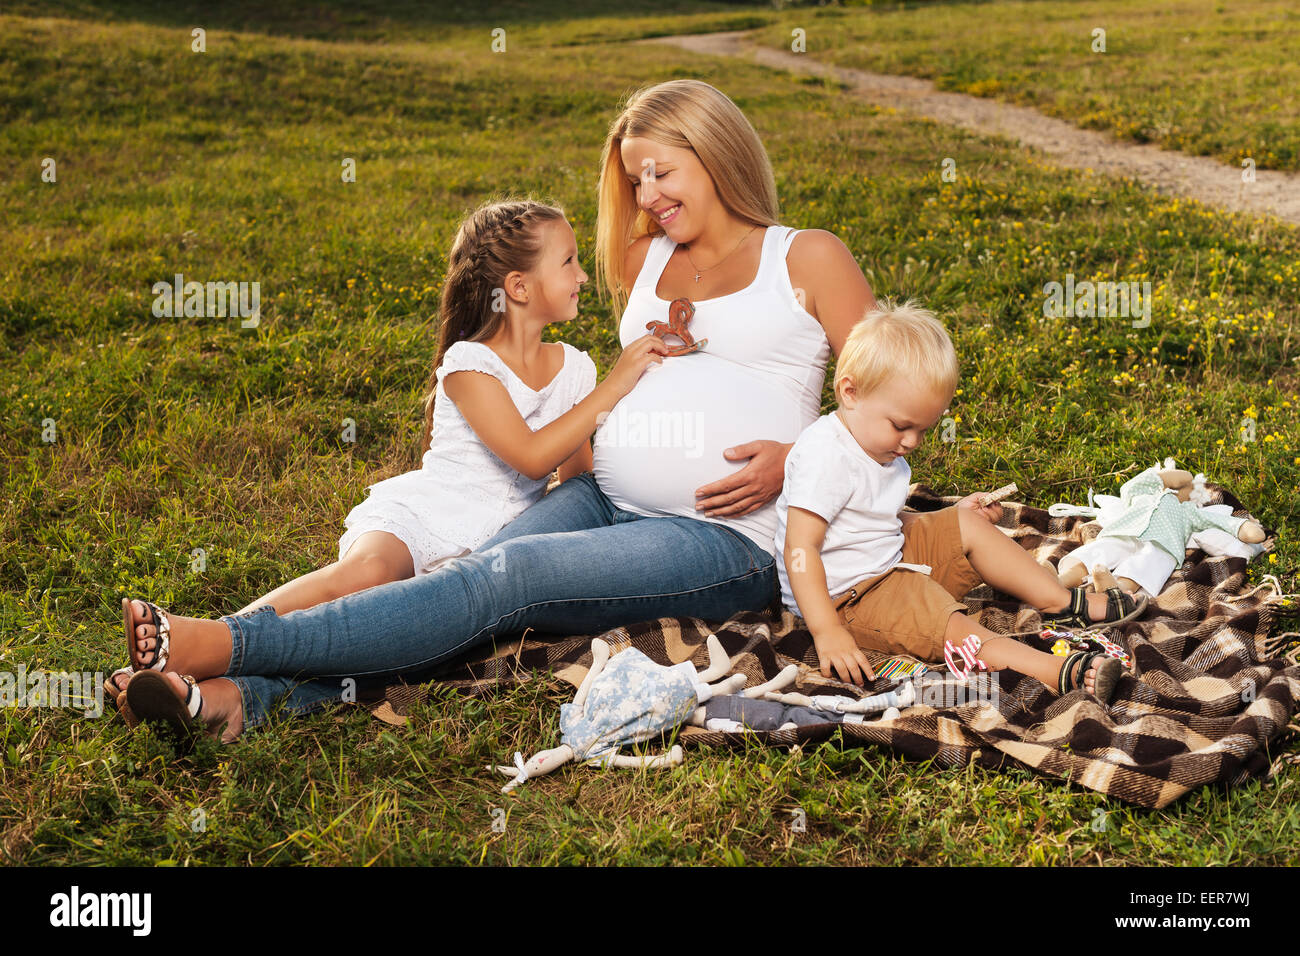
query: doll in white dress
[{"left": 232, "top": 199, "right": 669, "bottom": 616}]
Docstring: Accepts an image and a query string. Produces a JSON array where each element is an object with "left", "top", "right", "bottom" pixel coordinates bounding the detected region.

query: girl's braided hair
[{"left": 420, "top": 197, "right": 567, "bottom": 455}]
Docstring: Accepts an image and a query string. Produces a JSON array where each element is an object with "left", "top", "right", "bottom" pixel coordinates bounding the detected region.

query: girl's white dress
[{"left": 338, "top": 340, "right": 598, "bottom": 574}]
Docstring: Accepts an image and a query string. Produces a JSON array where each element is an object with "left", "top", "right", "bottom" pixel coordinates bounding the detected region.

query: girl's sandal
[
  {"left": 1058, "top": 650, "right": 1123, "bottom": 706},
  {"left": 124, "top": 670, "right": 205, "bottom": 751},
  {"left": 1045, "top": 585, "right": 1148, "bottom": 632},
  {"left": 123, "top": 597, "right": 173, "bottom": 672}
]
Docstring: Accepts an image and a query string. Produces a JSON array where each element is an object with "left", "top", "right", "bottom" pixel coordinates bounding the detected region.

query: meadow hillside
[{"left": 1, "top": 1, "right": 1296, "bottom": 865}]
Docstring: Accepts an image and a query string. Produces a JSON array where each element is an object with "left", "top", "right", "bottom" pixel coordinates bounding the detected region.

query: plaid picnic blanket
[{"left": 368, "top": 485, "right": 1300, "bottom": 809}]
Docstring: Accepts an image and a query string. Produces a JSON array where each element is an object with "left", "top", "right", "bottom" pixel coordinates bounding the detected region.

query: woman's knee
[{"left": 480, "top": 471, "right": 612, "bottom": 551}]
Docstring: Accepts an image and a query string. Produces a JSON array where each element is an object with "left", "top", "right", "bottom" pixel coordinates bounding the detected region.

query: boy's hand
[
  {"left": 956, "top": 492, "right": 1003, "bottom": 524},
  {"left": 813, "top": 625, "right": 877, "bottom": 686}
]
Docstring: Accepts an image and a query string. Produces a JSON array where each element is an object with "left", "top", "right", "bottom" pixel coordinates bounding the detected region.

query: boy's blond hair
[{"left": 834, "top": 299, "right": 959, "bottom": 404}]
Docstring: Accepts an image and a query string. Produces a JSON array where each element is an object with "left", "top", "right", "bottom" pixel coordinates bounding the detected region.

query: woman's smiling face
[{"left": 620, "top": 137, "right": 714, "bottom": 237}]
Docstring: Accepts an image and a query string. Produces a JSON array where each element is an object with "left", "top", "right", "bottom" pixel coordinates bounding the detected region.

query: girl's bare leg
[
  {"left": 944, "top": 612, "right": 1106, "bottom": 694},
  {"left": 956, "top": 507, "right": 1110, "bottom": 620},
  {"left": 232, "top": 531, "right": 415, "bottom": 616}
]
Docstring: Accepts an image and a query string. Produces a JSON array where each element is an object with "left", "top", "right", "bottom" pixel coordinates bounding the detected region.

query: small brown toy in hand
[{"left": 646, "top": 298, "right": 708, "bottom": 356}]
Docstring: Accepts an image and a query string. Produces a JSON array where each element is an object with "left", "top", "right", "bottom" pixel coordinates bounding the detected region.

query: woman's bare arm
[{"left": 788, "top": 229, "right": 879, "bottom": 360}]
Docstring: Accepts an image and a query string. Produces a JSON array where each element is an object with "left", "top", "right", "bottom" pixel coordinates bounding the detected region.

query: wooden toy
[{"left": 646, "top": 297, "right": 708, "bottom": 356}]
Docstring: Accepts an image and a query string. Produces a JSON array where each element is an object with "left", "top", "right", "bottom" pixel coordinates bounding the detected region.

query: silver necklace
[{"left": 684, "top": 225, "right": 758, "bottom": 282}]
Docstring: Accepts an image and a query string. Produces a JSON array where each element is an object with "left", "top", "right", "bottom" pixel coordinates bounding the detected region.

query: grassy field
[
  {"left": 1, "top": 1, "right": 1298, "bottom": 865},
  {"left": 749, "top": 0, "right": 1300, "bottom": 171},
  {"left": 12, "top": 0, "right": 1300, "bottom": 169}
]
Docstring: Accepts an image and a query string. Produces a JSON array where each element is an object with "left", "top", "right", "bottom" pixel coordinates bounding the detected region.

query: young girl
[
  {"left": 108, "top": 195, "right": 668, "bottom": 723},
  {"left": 223, "top": 197, "right": 670, "bottom": 618}
]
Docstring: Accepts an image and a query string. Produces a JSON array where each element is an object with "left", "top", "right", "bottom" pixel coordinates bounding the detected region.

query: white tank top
[{"left": 593, "top": 224, "right": 832, "bottom": 553}]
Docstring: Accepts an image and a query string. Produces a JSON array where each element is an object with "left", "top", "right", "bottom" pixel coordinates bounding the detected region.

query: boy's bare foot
[{"left": 124, "top": 598, "right": 234, "bottom": 680}]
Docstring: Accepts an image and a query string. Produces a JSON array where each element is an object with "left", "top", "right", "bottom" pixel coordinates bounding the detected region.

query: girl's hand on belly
[{"left": 693, "top": 439, "right": 793, "bottom": 517}]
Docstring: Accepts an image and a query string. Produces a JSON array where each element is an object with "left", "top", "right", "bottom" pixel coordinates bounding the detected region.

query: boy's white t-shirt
[{"left": 774, "top": 411, "right": 914, "bottom": 613}]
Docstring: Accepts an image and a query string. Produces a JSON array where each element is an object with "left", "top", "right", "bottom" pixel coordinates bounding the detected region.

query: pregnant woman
[{"left": 114, "top": 79, "right": 878, "bottom": 741}]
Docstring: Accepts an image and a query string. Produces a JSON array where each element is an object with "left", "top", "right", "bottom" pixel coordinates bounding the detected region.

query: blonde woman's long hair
[
  {"left": 420, "top": 196, "right": 567, "bottom": 455},
  {"left": 594, "top": 80, "right": 780, "bottom": 319}
]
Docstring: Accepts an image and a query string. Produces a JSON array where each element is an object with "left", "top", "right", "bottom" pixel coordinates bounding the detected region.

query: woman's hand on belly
[{"left": 693, "top": 439, "right": 793, "bottom": 517}]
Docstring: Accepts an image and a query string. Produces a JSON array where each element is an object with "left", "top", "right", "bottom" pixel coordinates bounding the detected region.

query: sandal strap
[
  {"left": 140, "top": 600, "right": 171, "bottom": 671},
  {"left": 1058, "top": 651, "right": 1082, "bottom": 694},
  {"left": 1058, "top": 650, "right": 1099, "bottom": 695},
  {"left": 1045, "top": 587, "right": 1090, "bottom": 628},
  {"left": 1079, "top": 652, "right": 1105, "bottom": 693},
  {"left": 1105, "top": 587, "right": 1135, "bottom": 620},
  {"left": 180, "top": 675, "right": 202, "bottom": 719}
]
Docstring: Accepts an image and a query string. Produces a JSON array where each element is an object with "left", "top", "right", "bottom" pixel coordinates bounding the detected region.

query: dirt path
[{"left": 642, "top": 31, "right": 1300, "bottom": 227}]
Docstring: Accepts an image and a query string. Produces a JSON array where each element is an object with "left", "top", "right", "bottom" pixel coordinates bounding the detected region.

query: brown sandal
[
  {"left": 1058, "top": 651, "right": 1123, "bottom": 705},
  {"left": 1045, "top": 586, "right": 1147, "bottom": 631},
  {"left": 123, "top": 597, "right": 173, "bottom": 671},
  {"left": 103, "top": 668, "right": 139, "bottom": 729},
  {"left": 124, "top": 670, "right": 205, "bottom": 750}
]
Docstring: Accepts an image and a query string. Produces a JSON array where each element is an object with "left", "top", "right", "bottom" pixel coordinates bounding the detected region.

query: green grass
[
  {"left": 750, "top": 0, "right": 1300, "bottom": 171},
  {"left": 2, "top": 1, "right": 1298, "bottom": 865}
]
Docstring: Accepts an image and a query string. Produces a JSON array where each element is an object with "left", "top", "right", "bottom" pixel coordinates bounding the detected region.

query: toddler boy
[{"left": 774, "top": 301, "right": 1134, "bottom": 702}]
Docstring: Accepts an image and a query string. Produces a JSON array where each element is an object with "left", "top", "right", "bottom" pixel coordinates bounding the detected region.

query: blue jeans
[{"left": 223, "top": 473, "right": 777, "bottom": 729}]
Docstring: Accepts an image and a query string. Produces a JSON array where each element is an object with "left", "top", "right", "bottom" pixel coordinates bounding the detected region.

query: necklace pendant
[{"left": 694, "top": 273, "right": 701, "bottom": 282}]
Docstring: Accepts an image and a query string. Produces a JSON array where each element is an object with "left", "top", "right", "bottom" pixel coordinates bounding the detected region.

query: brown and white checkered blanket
[{"left": 369, "top": 486, "right": 1300, "bottom": 809}]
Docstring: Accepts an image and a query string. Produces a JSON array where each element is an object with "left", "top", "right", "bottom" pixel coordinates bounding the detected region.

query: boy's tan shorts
[{"left": 832, "top": 506, "right": 983, "bottom": 663}]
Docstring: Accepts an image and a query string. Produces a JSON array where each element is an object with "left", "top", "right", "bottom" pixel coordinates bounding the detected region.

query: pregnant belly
[{"left": 592, "top": 355, "right": 809, "bottom": 516}]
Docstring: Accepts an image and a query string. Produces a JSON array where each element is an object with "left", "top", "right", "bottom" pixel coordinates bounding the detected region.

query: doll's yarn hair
[
  {"left": 834, "top": 298, "right": 959, "bottom": 405},
  {"left": 419, "top": 197, "right": 569, "bottom": 455}
]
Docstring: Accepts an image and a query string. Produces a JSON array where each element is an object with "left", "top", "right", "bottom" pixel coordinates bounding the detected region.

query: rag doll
[
  {"left": 492, "top": 633, "right": 914, "bottom": 792},
  {"left": 1052, "top": 459, "right": 1266, "bottom": 596}
]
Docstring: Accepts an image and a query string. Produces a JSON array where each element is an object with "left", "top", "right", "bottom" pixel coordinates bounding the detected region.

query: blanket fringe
[
  {"left": 1246, "top": 574, "right": 1299, "bottom": 608},
  {"left": 1245, "top": 574, "right": 1300, "bottom": 661},
  {"left": 1267, "top": 753, "right": 1300, "bottom": 779},
  {"left": 1264, "top": 724, "right": 1300, "bottom": 781},
  {"left": 1265, "top": 629, "right": 1299, "bottom": 658}
]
